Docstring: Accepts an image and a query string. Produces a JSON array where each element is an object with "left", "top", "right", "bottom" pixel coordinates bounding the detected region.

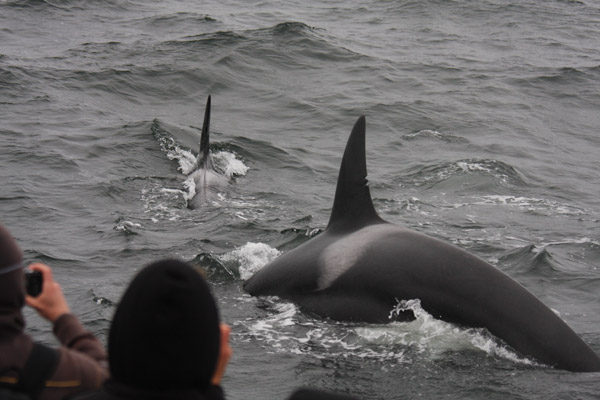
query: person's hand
[
  {"left": 211, "top": 323, "right": 232, "bottom": 385},
  {"left": 25, "top": 263, "right": 71, "bottom": 323}
]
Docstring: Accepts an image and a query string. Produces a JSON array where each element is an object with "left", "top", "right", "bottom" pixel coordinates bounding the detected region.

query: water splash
[
  {"left": 170, "top": 147, "right": 197, "bottom": 175},
  {"left": 212, "top": 150, "right": 249, "bottom": 177},
  {"left": 218, "top": 242, "right": 280, "bottom": 280},
  {"left": 381, "top": 299, "right": 536, "bottom": 364},
  {"left": 240, "top": 296, "right": 537, "bottom": 367},
  {"left": 114, "top": 218, "right": 142, "bottom": 234},
  {"left": 152, "top": 120, "right": 249, "bottom": 205}
]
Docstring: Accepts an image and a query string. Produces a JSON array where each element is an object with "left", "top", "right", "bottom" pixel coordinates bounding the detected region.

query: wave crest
[{"left": 404, "top": 158, "right": 526, "bottom": 188}]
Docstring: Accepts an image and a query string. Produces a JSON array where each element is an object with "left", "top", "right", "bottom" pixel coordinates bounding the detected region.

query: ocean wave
[
  {"left": 271, "top": 21, "right": 315, "bottom": 35},
  {"left": 402, "top": 129, "right": 469, "bottom": 144},
  {"left": 164, "top": 29, "right": 247, "bottom": 49},
  {"left": 0, "top": 0, "right": 130, "bottom": 12},
  {"left": 209, "top": 20, "right": 363, "bottom": 74},
  {"left": 500, "top": 239, "right": 600, "bottom": 279},
  {"left": 532, "top": 66, "right": 595, "bottom": 85},
  {"left": 509, "top": 65, "right": 600, "bottom": 101},
  {"left": 498, "top": 245, "right": 561, "bottom": 277},
  {"left": 22, "top": 249, "right": 87, "bottom": 266},
  {"left": 472, "top": 195, "right": 587, "bottom": 217},
  {"left": 132, "top": 12, "right": 217, "bottom": 27},
  {"left": 262, "top": 20, "right": 357, "bottom": 62},
  {"left": 0, "top": 0, "right": 61, "bottom": 10},
  {"left": 402, "top": 159, "right": 527, "bottom": 188},
  {"left": 0, "top": 65, "right": 44, "bottom": 104}
]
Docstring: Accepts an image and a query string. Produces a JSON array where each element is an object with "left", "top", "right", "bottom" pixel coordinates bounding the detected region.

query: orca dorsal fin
[
  {"left": 198, "top": 95, "right": 212, "bottom": 169},
  {"left": 327, "top": 116, "right": 383, "bottom": 231}
]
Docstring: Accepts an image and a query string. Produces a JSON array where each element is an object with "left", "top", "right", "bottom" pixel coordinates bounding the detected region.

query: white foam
[
  {"left": 212, "top": 150, "right": 249, "bottom": 177},
  {"left": 114, "top": 220, "right": 141, "bottom": 232},
  {"left": 164, "top": 143, "right": 197, "bottom": 175},
  {"left": 473, "top": 195, "right": 586, "bottom": 216},
  {"left": 237, "top": 296, "right": 539, "bottom": 367},
  {"left": 140, "top": 184, "right": 187, "bottom": 223},
  {"left": 356, "top": 299, "right": 535, "bottom": 364},
  {"left": 407, "top": 129, "right": 444, "bottom": 139},
  {"left": 182, "top": 175, "right": 197, "bottom": 202},
  {"left": 218, "top": 242, "right": 280, "bottom": 280},
  {"left": 539, "top": 237, "right": 600, "bottom": 248},
  {"left": 420, "top": 160, "right": 517, "bottom": 186}
]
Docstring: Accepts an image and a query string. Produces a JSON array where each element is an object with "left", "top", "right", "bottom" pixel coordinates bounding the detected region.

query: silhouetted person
[
  {"left": 0, "top": 222, "right": 108, "bottom": 400},
  {"left": 76, "top": 259, "right": 231, "bottom": 400}
]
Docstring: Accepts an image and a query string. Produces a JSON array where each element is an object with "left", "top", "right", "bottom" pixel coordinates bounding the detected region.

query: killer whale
[
  {"left": 187, "top": 95, "right": 229, "bottom": 209},
  {"left": 244, "top": 116, "right": 600, "bottom": 372}
]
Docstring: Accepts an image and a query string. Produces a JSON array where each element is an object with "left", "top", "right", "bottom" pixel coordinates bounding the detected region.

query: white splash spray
[{"left": 218, "top": 242, "right": 280, "bottom": 280}]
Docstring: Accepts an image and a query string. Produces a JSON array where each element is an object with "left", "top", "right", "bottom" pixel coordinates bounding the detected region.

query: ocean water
[{"left": 1, "top": 0, "right": 600, "bottom": 398}]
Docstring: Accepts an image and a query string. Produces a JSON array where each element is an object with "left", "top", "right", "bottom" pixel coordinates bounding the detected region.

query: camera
[{"left": 25, "top": 270, "right": 43, "bottom": 297}]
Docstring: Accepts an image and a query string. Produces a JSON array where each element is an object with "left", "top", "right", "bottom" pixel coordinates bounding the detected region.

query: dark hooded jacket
[
  {"left": 287, "top": 388, "right": 361, "bottom": 400},
  {"left": 77, "top": 259, "right": 225, "bottom": 400},
  {"left": 0, "top": 223, "right": 108, "bottom": 400}
]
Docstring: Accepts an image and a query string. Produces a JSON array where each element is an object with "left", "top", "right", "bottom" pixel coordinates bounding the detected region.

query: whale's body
[{"left": 244, "top": 116, "right": 600, "bottom": 372}]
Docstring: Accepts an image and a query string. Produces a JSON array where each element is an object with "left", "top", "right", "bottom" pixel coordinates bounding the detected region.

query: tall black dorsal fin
[
  {"left": 327, "top": 116, "right": 383, "bottom": 231},
  {"left": 199, "top": 95, "right": 211, "bottom": 169}
]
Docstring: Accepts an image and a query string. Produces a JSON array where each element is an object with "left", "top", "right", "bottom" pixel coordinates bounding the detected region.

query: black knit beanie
[{"left": 108, "top": 259, "right": 220, "bottom": 392}]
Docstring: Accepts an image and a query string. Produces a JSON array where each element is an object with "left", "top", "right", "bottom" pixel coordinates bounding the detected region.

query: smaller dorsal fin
[
  {"left": 198, "top": 95, "right": 211, "bottom": 169},
  {"left": 327, "top": 116, "right": 383, "bottom": 231}
]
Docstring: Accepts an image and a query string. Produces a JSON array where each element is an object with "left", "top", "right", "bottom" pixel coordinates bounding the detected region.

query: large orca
[
  {"left": 187, "top": 95, "right": 229, "bottom": 209},
  {"left": 244, "top": 116, "right": 600, "bottom": 372}
]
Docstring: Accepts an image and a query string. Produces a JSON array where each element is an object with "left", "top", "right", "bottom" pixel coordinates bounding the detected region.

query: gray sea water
[{"left": 1, "top": 0, "right": 600, "bottom": 398}]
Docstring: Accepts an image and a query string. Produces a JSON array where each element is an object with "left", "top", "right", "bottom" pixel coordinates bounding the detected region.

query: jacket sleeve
[
  {"left": 205, "top": 385, "right": 226, "bottom": 400},
  {"left": 40, "top": 313, "right": 109, "bottom": 400},
  {"left": 53, "top": 313, "right": 108, "bottom": 365}
]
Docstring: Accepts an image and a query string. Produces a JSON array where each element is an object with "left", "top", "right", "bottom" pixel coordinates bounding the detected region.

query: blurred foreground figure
[
  {"left": 288, "top": 388, "right": 360, "bottom": 400},
  {"left": 0, "top": 223, "right": 108, "bottom": 400},
  {"left": 76, "top": 259, "right": 232, "bottom": 400}
]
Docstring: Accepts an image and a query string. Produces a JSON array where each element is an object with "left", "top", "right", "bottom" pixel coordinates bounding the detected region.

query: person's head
[
  {"left": 0, "top": 222, "right": 25, "bottom": 341},
  {"left": 108, "top": 259, "right": 221, "bottom": 393}
]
